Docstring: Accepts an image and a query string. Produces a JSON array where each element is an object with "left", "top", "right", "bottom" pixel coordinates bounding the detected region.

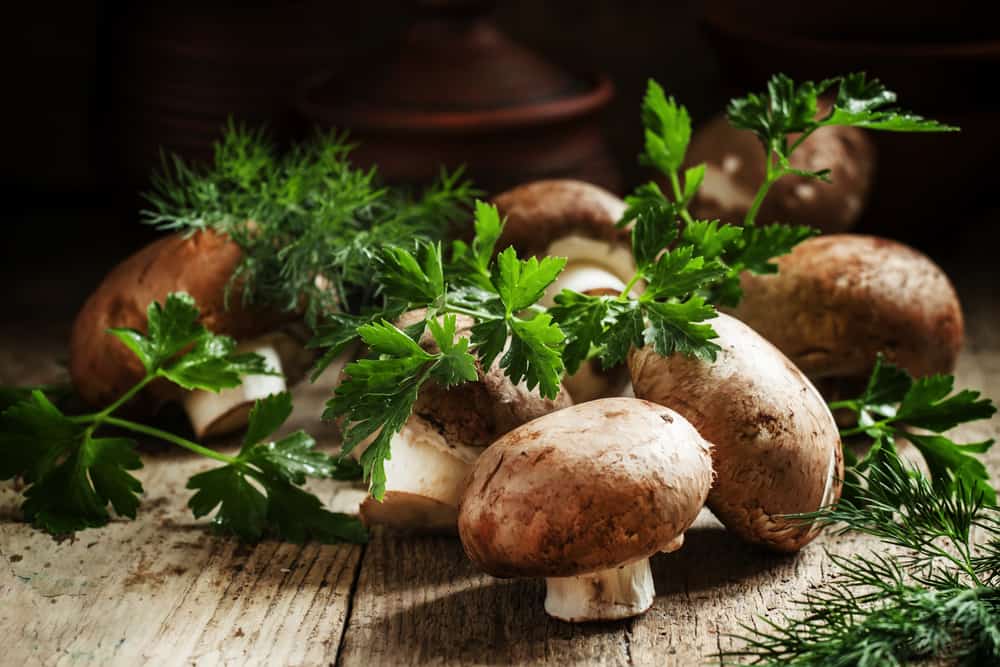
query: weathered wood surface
[{"left": 2, "top": 281, "right": 998, "bottom": 666}]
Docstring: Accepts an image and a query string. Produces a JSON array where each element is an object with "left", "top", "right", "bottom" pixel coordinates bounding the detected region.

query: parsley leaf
[
  {"left": 641, "top": 79, "right": 692, "bottom": 174},
  {"left": 493, "top": 248, "right": 566, "bottom": 314},
  {"left": 822, "top": 73, "right": 960, "bottom": 132}
]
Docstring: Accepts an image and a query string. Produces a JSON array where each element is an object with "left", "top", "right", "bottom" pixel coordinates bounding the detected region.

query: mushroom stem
[
  {"left": 543, "top": 558, "right": 655, "bottom": 622},
  {"left": 184, "top": 338, "right": 287, "bottom": 439},
  {"left": 356, "top": 416, "right": 479, "bottom": 534}
]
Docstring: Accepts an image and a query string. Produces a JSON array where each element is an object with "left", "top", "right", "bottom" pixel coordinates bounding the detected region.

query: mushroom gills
[
  {"left": 544, "top": 559, "right": 655, "bottom": 622},
  {"left": 542, "top": 235, "right": 636, "bottom": 307},
  {"left": 356, "top": 415, "right": 480, "bottom": 534},
  {"left": 184, "top": 338, "right": 288, "bottom": 439}
]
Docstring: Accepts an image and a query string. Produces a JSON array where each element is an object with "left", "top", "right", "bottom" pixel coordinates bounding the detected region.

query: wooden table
[{"left": 3, "top": 277, "right": 998, "bottom": 666}]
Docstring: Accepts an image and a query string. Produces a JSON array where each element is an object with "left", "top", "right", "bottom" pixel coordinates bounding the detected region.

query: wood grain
[{"left": 1, "top": 284, "right": 998, "bottom": 666}]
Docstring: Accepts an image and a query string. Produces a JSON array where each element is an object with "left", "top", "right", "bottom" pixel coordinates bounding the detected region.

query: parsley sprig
[
  {"left": 832, "top": 355, "right": 997, "bottom": 505},
  {"left": 728, "top": 72, "right": 958, "bottom": 227},
  {"left": 319, "top": 201, "right": 567, "bottom": 498},
  {"left": 0, "top": 293, "right": 365, "bottom": 543}
]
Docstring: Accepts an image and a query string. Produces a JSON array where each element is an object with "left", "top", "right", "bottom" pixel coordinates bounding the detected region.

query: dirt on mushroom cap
[
  {"left": 458, "top": 397, "right": 713, "bottom": 578},
  {"left": 629, "top": 313, "right": 843, "bottom": 553},
  {"left": 69, "top": 230, "right": 296, "bottom": 413},
  {"left": 727, "top": 234, "right": 964, "bottom": 392}
]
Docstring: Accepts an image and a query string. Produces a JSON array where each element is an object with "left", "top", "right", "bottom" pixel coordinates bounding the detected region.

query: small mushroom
[
  {"left": 726, "top": 234, "right": 964, "bottom": 400},
  {"left": 69, "top": 230, "right": 318, "bottom": 438},
  {"left": 685, "top": 114, "right": 875, "bottom": 233},
  {"left": 629, "top": 313, "right": 842, "bottom": 552},
  {"left": 458, "top": 397, "right": 713, "bottom": 622},
  {"left": 493, "top": 180, "right": 635, "bottom": 401},
  {"left": 352, "top": 310, "right": 572, "bottom": 533}
]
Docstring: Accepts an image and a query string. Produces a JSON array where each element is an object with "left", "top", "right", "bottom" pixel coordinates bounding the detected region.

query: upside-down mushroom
[
  {"left": 727, "top": 234, "right": 964, "bottom": 400},
  {"left": 685, "top": 114, "right": 875, "bottom": 233},
  {"left": 458, "top": 398, "right": 713, "bottom": 622},
  {"left": 70, "top": 230, "right": 319, "bottom": 438},
  {"left": 493, "top": 180, "right": 634, "bottom": 401},
  {"left": 629, "top": 313, "right": 842, "bottom": 552},
  {"left": 352, "top": 310, "right": 572, "bottom": 534}
]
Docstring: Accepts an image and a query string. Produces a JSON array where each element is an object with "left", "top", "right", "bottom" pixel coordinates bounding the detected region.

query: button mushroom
[
  {"left": 685, "top": 114, "right": 875, "bottom": 233},
  {"left": 726, "top": 234, "right": 964, "bottom": 400},
  {"left": 458, "top": 397, "right": 713, "bottom": 622},
  {"left": 493, "top": 179, "right": 635, "bottom": 401},
  {"left": 629, "top": 313, "right": 842, "bottom": 552},
  {"left": 70, "top": 230, "right": 319, "bottom": 438},
  {"left": 352, "top": 310, "right": 572, "bottom": 534}
]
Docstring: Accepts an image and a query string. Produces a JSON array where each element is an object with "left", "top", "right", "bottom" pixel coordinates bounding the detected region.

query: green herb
[
  {"left": 727, "top": 72, "right": 958, "bottom": 227},
  {"left": 726, "top": 448, "right": 1000, "bottom": 666},
  {"left": 320, "top": 202, "right": 566, "bottom": 497},
  {"left": 726, "top": 362, "right": 997, "bottom": 665},
  {"left": 0, "top": 293, "right": 364, "bottom": 542},
  {"left": 831, "top": 355, "right": 997, "bottom": 505},
  {"left": 143, "top": 122, "right": 477, "bottom": 325}
]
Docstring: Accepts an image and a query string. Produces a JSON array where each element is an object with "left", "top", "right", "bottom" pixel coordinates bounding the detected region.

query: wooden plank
[
  {"left": 336, "top": 286, "right": 1000, "bottom": 667},
  {"left": 0, "top": 326, "right": 366, "bottom": 667}
]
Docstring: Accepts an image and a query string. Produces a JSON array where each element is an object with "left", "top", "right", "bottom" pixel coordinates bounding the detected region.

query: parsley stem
[
  {"left": 101, "top": 415, "right": 240, "bottom": 465},
  {"left": 619, "top": 272, "right": 643, "bottom": 299},
  {"left": 667, "top": 170, "right": 695, "bottom": 226},
  {"left": 840, "top": 418, "right": 895, "bottom": 438}
]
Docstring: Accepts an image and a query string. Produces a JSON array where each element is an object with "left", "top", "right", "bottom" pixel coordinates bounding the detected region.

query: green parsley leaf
[
  {"left": 375, "top": 242, "right": 446, "bottom": 305},
  {"left": 599, "top": 301, "right": 646, "bottom": 368},
  {"left": 504, "top": 313, "right": 566, "bottom": 398},
  {"left": 643, "top": 245, "right": 728, "bottom": 300},
  {"left": 427, "top": 314, "right": 479, "bottom": 388},
  {"left": 681, "top": 220, "right": 743, "bottom": 261},
  {"left": 622, "top": 182, "right": 678, "bottom": 269},
  {"left": 242, "top": 391, "right": 294, "bottom": 453},
  {"left": 549, "top": 291, "right": 609, "bottom": 375},
  {"left": 492, "top": 247, "right": 566, "bottom": 314},
  {"left": 448, "top": 199, "right": 503, "bottom": 287},
  {"left": 822, "top": 73, "right": 960, "bottom": 132},
  {"left": 641, "top": 79, "right": 692, "bottom": 174},
  {"left": 643, "top": 297, "right": 720, "bottom": 361},
  {"left": 108, "top": 292, "right": 203, "bottom": 372}
]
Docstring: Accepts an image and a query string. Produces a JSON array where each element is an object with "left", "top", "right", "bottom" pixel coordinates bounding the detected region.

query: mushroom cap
[
  {"left": 628, "top": 313, "right": 843, "bottom": 552},
  {"left": 458, "top": 397, "right": 713, "bottom": 578},
  {"left": 492, "top": 179, "right": 629, "bottom": 257},
  {"left": 685, "top": 114, "right": 875, "bottom": 233},
  {"left": 727, "top": 234, "right": 964, "bottom": 395},
  {"left": 396, "top": 309, "right": 573, "bottom": 449},
  {"left": 69, "top": 230, "right": 296, "bottom": 413}
]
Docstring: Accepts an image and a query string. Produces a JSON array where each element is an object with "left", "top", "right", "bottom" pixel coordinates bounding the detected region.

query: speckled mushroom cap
[
  {"left": 458, "top": 397, "right": 713, "bottom": 578},
  {"left": 394, "top": 309, "right": 573, "bottom": 449},
  {"left": 492, "top": 179, "right": 630, "bottom": 257},
  {"left": 727, "top": 234, "right": 964, "bottom": 397},
  {"left": 69, "top": 230, "right": 298, "bottom": 413},
  {"left": 629, "top": 313, "right": 843, "bottom": 552},
  {"left": 685, "top": 114, "right": 875, "bottom": 233}
]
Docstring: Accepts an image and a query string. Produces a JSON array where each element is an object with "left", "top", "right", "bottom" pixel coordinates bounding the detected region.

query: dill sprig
[
  {"left": 726, "top": 450, "right": 1000, "bottom": 666},
  {"left": 142, "top": 121, "right": 478, "bottom": 325}
]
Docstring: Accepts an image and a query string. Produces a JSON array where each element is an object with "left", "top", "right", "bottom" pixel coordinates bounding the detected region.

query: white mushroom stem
[
  {"left": 542, "top": 235, "right": 637, "bottom": 307},
  {"left": 356, "top": 416, "right": 481, "bottom": 534},
  {"left": 544, "top": 559, "right": 655, "bottom": 622},
  {"left": 184, "top": 338, "right": 287, "bottom": 439}
]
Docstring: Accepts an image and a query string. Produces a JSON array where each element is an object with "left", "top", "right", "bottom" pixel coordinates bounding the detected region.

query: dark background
[{"left": 3, "top": 0, "right": 999, "bottom": 325}]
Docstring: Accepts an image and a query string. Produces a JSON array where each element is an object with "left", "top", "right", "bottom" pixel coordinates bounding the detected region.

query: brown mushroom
[
  {"left": 493, "top": 180, "right": 635, "bottom": 401},
  {"left": 69, "top": 230, "right": 316, "bottom": 438},
  {"left": 685, "top": 113, "right": 875, "bottom": 233},
  {"left": 353, "top": 310, "right": 572, "bottom": 534},
  {"left": 458, "top": 397, "right": 713, "bottom": 622},
  {"left": 726, "top": 234, "right": 964, "bottom": 400},
  {"left": 629, "top": 313, "right": 842, "bottom": 552}
]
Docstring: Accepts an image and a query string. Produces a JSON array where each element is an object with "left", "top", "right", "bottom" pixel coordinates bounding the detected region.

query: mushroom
[
  {"left": 70, "top": 230, "right": 318, "bottom": 438},
  {"left": 352, "top": 309, "right": 572, "bottom": 533},
  {"left": 493, "top": 180, "right": 635, "bottom": 401},
  {"left": 685, "top": 113, "right": 875, "bottom": 233},
  {"left": 629, "top": 313, "right": 842, "bottom": 552},
  {"left": 458, "top": 397, "right": 713, "bottom": 622},
  {"left": 726, "top": 234, "right": 964, "bottom": 401}
]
